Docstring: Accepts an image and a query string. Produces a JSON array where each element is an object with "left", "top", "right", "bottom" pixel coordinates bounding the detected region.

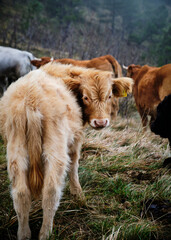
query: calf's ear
[
  {"left": 112, "top": 77, "right": 134, "bottom": 97},
  {"left": 62, "top": 68, "right": 85, "bottom": 96},
  {"left": 63, "top": 77, "right": 81, "bottom": 96}
]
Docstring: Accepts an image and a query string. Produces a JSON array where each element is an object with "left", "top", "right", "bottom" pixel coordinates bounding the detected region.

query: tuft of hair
[
  {"left": 27, "top": 107, "right": 43, "bottom": 198},
  {"left": 25, "top": 83, "right": 44, "bottom": 198}
]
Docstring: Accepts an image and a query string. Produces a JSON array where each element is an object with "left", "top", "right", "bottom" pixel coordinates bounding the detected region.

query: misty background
[{"left": 0, "top": 0, "right": 171, "bottom": 66}]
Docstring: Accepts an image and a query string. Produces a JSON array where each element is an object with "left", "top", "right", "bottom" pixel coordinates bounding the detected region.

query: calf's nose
[{"left": 90, "top": 118, "right": 109, "bottom": 128}]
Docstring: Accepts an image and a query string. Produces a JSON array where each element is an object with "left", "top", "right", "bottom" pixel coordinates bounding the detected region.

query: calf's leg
[
  {"left": 68, "top": 139, "right": 84, "bottom": 199},
  {"left": 39, "top": 147, "right": 70, "bottom": 240},
  {"left": 7, "top": 137, "right": 31, "bottom": 240}
]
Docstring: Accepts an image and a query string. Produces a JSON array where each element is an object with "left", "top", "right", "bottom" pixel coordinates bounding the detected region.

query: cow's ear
[
  {"left": 128, "top": 65, "right": 133, "bottom": 72},
  {"left": 63, "top": 68, "right": 84, "bottom": 95},
  {"left": 112, "top": 77, "right": 134, "bottom": 97},
  {"left": 63, "top": 77, "right": 81, "bottom": 95},
  {"left": 128, "top": 64, "right": 141, "bottom": 73},
  {"left": 31, "top": 60, "right": 42, "bottom": 68}
]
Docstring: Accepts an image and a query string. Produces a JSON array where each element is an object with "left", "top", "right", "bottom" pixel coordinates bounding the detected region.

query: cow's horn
[
  {"left": 123, "top": 65, "right": 128, "bottom": 70},
  {"left": 34, "top": 57, "right": 41, "bottom": 61}
]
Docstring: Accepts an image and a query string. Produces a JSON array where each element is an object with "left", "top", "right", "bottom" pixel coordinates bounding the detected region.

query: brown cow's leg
[
  {"left": 111, "top": 97, "right": 119, "bottom": 120},
  {"left": 142, "top": 115, "right": 148, "bottom": 130},
  {"left": 139, "top": 107, "right": 148, "bottom": 129},
  {"left": 150, "top": 116, "right": 155, "bottom": 127}
]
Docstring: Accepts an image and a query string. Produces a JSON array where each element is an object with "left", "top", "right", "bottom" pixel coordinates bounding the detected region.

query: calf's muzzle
[{"left": 90, "top": 118, "right": 109, "bottom": 128}]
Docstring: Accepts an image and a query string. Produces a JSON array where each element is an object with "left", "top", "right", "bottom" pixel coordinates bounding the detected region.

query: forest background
[{"left": 0, "top": 0, "right": 171, "bottom": 67}]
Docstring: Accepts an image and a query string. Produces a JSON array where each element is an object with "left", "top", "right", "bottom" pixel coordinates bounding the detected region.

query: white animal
[{"left": 0, "top": 46, "right": 37, "bottom": 93}]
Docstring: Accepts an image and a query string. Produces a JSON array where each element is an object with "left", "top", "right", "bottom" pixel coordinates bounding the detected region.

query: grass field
[{"left": 0, "top": 112, "right": 170, "bottom": 240}]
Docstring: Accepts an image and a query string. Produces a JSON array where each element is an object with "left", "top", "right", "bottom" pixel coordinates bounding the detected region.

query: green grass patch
[{"left": 0, "top": 116, "right": 170, "bottom": 239}]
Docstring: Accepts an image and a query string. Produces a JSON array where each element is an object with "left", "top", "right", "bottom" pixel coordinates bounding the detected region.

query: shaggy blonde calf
[
  {"left": 31, "top": 55, "right": 123, "bottom": 120},
  {"left": 0, "top": 63, "right": 133, "bottom": 240}
]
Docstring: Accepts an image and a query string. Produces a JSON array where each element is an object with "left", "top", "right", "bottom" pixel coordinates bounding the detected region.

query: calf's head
[{"left": 64, "top": 69, "right": 133, "bottom": 129}]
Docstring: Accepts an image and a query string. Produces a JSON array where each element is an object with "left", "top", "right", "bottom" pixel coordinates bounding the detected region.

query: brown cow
[
  {"left": 0, "top": 62, "right": 133, "bottom": 240},
  {"left": 31, "top": 55, "right": 123, "bottom": 77},
  {"left": 126, "top": 63, "right": 171, "bottom": 128},
  {"left": 31, "top": 55, "right": 123, "bottom": 119}
]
